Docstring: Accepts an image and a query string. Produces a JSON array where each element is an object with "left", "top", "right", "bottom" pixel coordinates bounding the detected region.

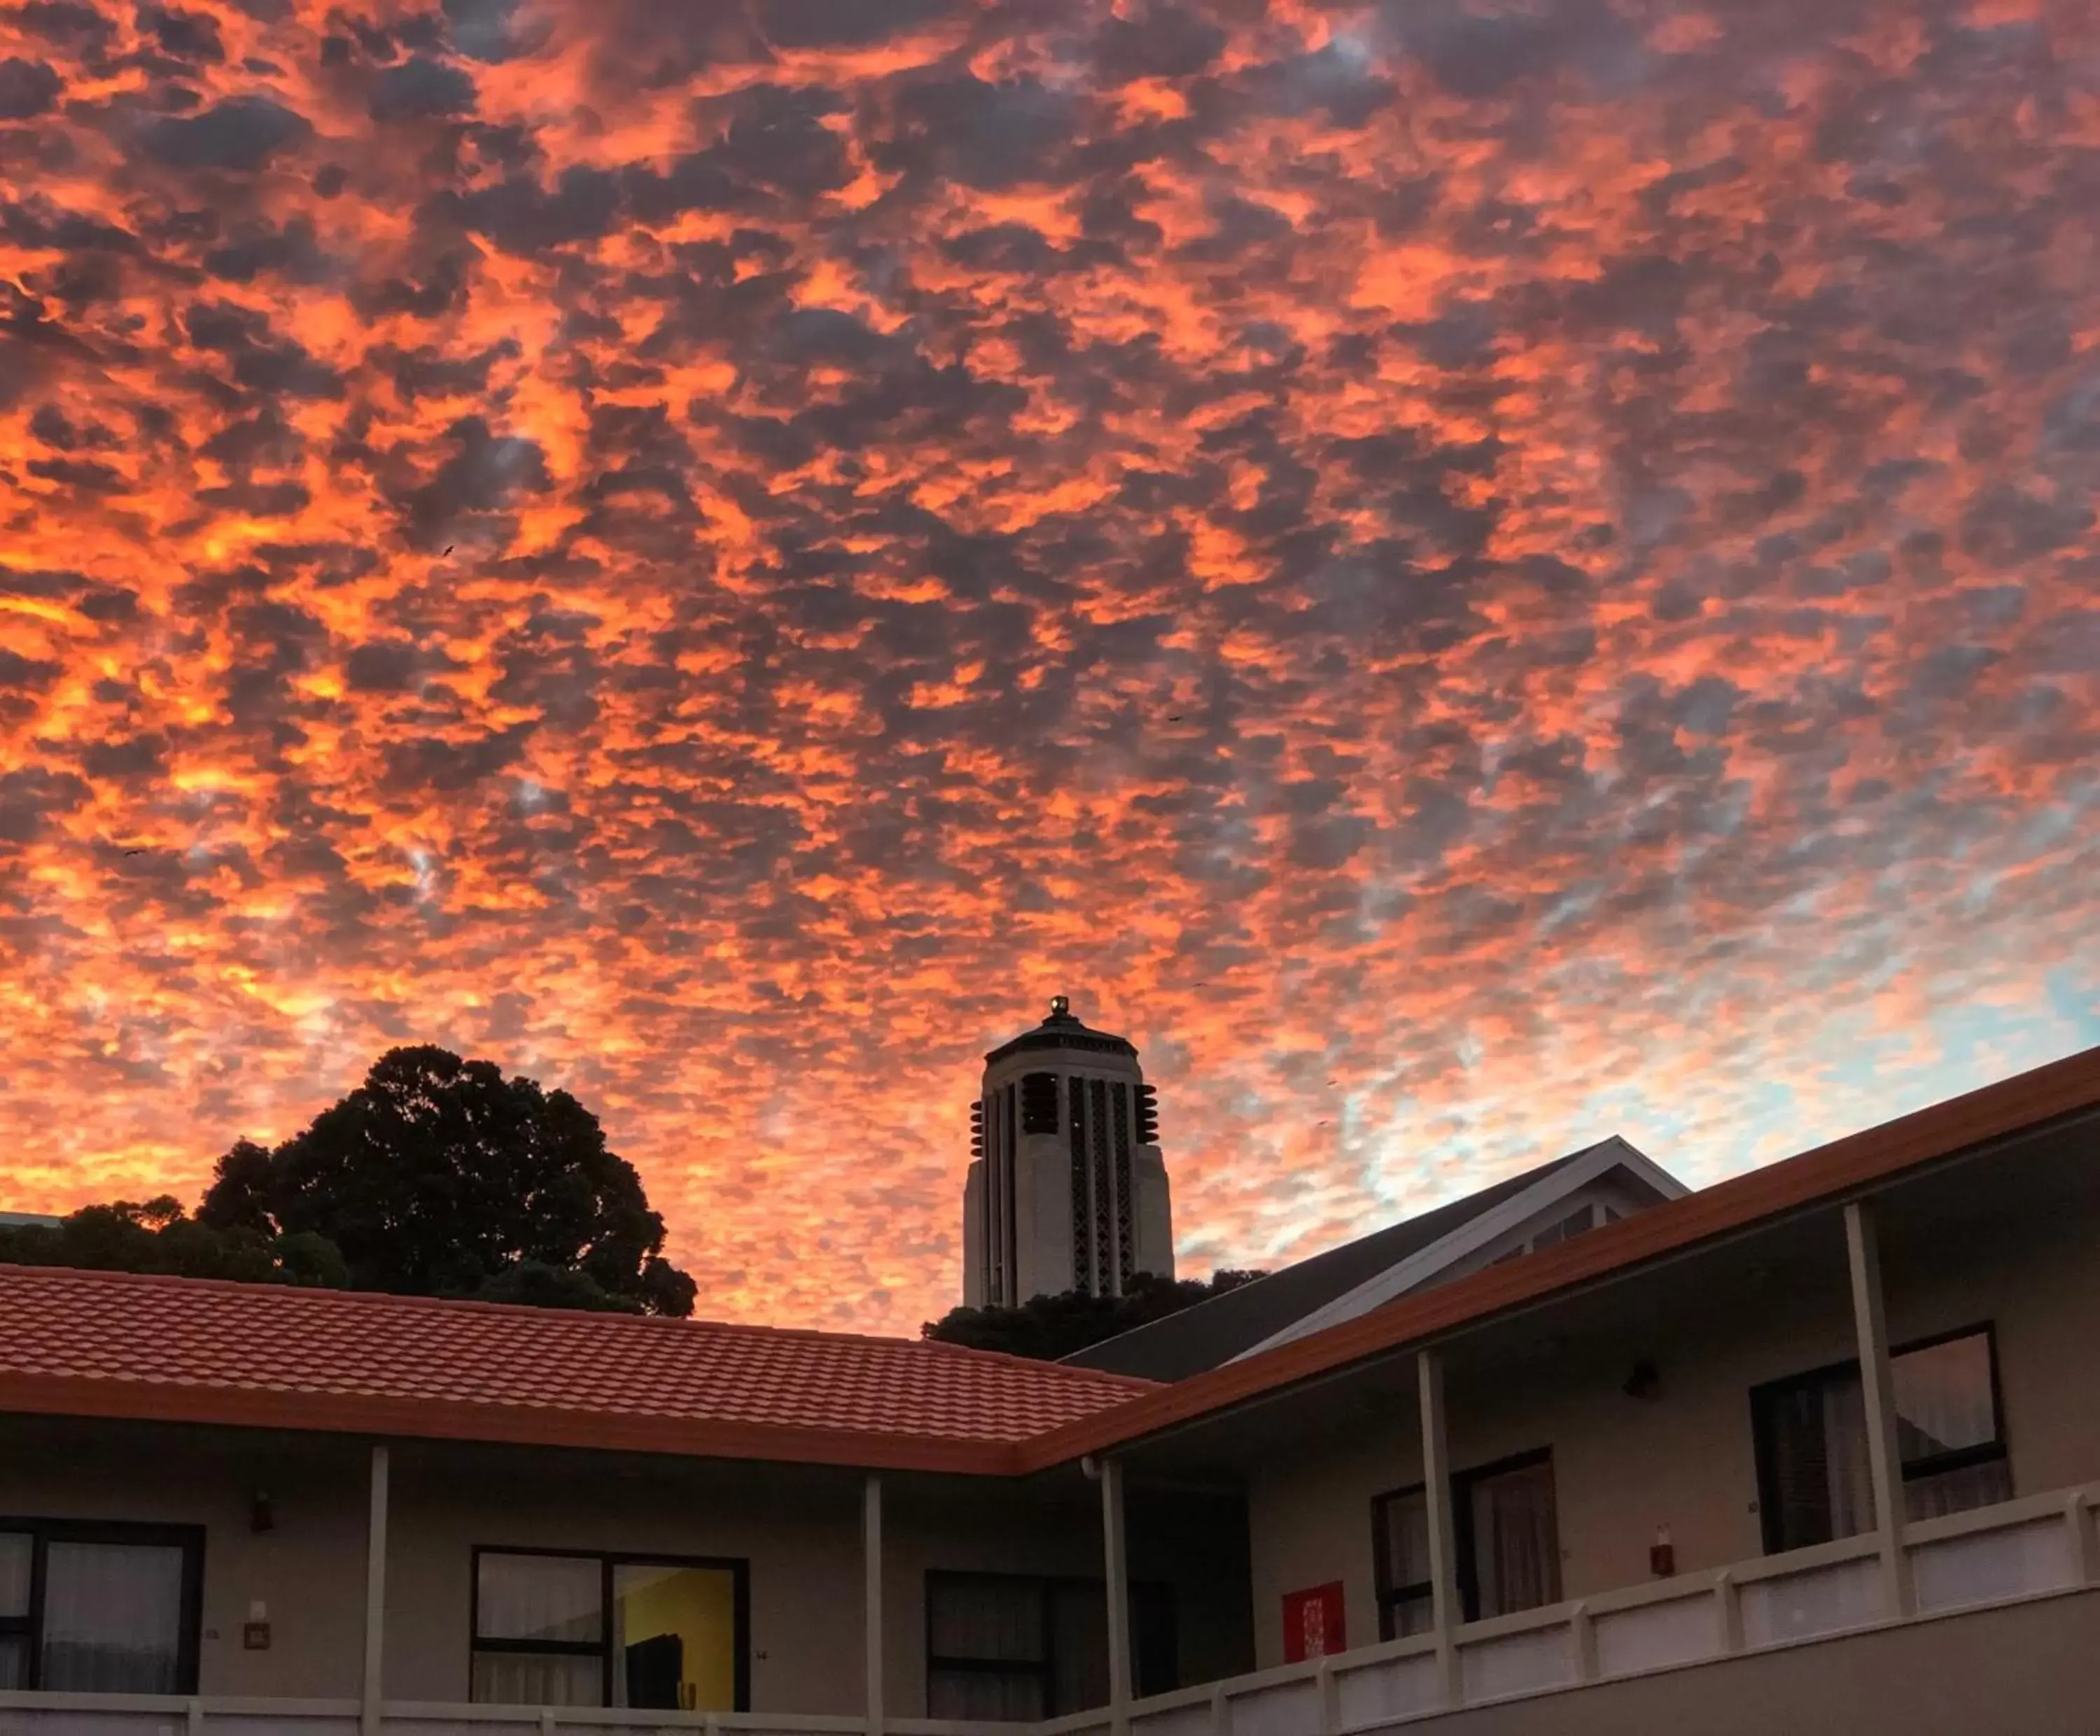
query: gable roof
[
  {"left": 0, "top": 1265, "right": 1152, "bottom": 1474},
  {"left": 1013, "top": 1042, "right": 2100, "bottom": 1474},
  {"left": 1063, "top": 1138, "right": 1677, "bottom": 1380},
  {"left": 1230, "top": 1136, "right": 1686, "bottom": 1363}
]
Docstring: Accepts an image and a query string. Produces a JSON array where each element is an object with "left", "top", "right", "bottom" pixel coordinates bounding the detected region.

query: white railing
[
  {"left": 2, "top": 1486, "right": 2096, "bottom": 1736},
  {"left": 1135, "top": 1479, "right": 2100, "bottom": 1734}
]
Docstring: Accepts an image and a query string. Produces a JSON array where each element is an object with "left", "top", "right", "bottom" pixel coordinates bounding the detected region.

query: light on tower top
[{"left": 1049, "top": 995, "right": 1070, "bottom": 1016}]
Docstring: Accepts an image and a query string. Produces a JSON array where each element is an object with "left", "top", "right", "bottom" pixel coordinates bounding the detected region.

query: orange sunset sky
[{"left": 1, "top": 0, "right": 2097, "bottom": 1334}]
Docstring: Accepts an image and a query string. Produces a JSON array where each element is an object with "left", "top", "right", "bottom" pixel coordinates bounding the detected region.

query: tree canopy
[
  {"left": 0, "top": 1195, "right": 346, "bottom": 1289},
  {"left": 921, "top": 1268, "right": 1269, "bottom": 1362},
  {"left": 4, "top": 1046, "right": 697, "bottom": 1317}
]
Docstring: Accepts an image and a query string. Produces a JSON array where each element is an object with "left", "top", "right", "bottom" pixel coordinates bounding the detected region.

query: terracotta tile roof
[{"left": 0, "top": 1266, "right": 1153, "bottom": 1473}]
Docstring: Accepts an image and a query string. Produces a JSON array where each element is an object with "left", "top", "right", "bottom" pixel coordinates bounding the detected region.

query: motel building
[{"left": 4, "top": 1046, "right": 2100, "bottom": 1736}]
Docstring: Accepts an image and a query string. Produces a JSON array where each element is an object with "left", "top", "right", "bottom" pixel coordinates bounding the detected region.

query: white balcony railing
[{"left": 1, "top": 1484, "right": 2095, "bottom": 1736}]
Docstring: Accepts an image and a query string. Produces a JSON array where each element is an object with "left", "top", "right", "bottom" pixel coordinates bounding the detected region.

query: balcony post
[
  {"left": 1844, "top": 1200, "right": 1915, "bottom": 1620},
  {"left": 361, "top": 1443, "right": 389, "bottom": 1736},
  {"left": 864, "top": 1473, "right": 885, "bottom": 1736},
  {"left": 1416, "top": 1350, "right": 1462, "bottom": 1707},
  {"left": 1100, "top": 1457, "right": 1134, "bottom": 1736}
]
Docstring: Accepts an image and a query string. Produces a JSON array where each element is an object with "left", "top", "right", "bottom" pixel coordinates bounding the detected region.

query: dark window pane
[
  {"left": 1385, "top": 1593, "right": 1434, "bottom": 1639},
  {"left": 40, "top": 1541, "right": 186, "bottom": 1692},
  {"left": 0, "top": 1533, "right": 27, "bottom": 1619},
  {"left": 1133, "top": 1583, "right": 1177, "bottom": 1699},
  {"left": 929, "top": 1577, "right": 1045, "bottom": 1663},
  {"left": 476, "top": 1553, "right": 602, "bottom": 1644},
  {"left": 0, "top": 1636, "right": 27, "bottom": 1690},
  {"left": 1049, "top": 1581, "right": 1108, "bottom": 1712},
  {"left": 1905, "top": 1456, "right": 2013, "bottom": 1522},
  {"left": 1893, "top": 1336, "right": 1998, "bottom": 1464},
  {"left": 1757, "top": 1373, "right": 1873, "bottom": 1553},
  {"left": 1378, "top": 1488, "right": 1431, "bottom": 1591}
]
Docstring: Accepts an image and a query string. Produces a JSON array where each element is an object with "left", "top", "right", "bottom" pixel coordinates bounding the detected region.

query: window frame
[
  {"left": 922, "top": 1568, "right": 1175, "bottom": 1718},
  {"left": 1368, "top": 1484, "right": 1434, "bottom": 1643},
  {"left": 468, "top": 1545, "right": 750, "bottom": 1712},
  {"left": 1372, "top": 1446, "right": 1562, "bottom": 1632},
  {"left": 1749, "top": 1321, "right": 2009, "bottom": 1557},
  {"left": 0, "top": 1518, "right": 205, "bottom": 1694},
  {"left": 1450, "top": 1448, "right": 1560, "bottom": 1624}
]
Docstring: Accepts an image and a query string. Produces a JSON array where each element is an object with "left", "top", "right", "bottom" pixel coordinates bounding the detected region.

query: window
[
  {"left": 1485, "top": 1202, "right": 1612, "bottom": 1269},
  {"left": 1373, "top": 1452, "right": 1562, "bottom": 1632},
  {"left": 1751, "top": 1325, "right": 2011, "bottom": 1555},
  {"left": 1371, "top": 1487, "right": 1434, "bottom": 1641},
  {"left": 471, "top": 1550, "right": 746, "bottom": 1711},
  {"left": 0, "top": 1520, "right": 202, "bottom": 1693},
  {"left": 1455, "top": 1452, "right": 1561, "bottom": 1621},
  {"left": 1530, "top": 1205, "right": 1595, "bottom": 1250},
  {"left": 925, "top": 1572, "right": 1175, "bottom": 1720}
]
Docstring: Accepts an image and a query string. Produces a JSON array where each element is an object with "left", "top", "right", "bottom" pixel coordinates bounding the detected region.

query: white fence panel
[
  {"left": 0, "top": 1714, "right": 186, "bottom": 1736},
  {"left": 1224, "top": 1681, "right": 1315, "bottom": 1736},
  {"left": 1592, "top": 1593, "right": 1721, "bottom": 1678},
  {"left": 1457, "top": 1626, "right": 1572, "bottom": 1704},
  {"left": 1334, "top": 1651, "right": 1439, "bottom": 1729},
  {"left": 384, "top": 1721, "right": 518, "bottom": 1736},
  {"left": 1910, "top": 1518, "right": 2074, "bottom": 1615},
  {"left": 1739, "top": 1556, "right": 1882, "bottom": 1648},
  {"left": 1130, "top": 1704, "right": 1212, "bottom": 1736}
]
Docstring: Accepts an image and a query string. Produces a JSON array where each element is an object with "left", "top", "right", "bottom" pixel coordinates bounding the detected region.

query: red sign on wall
[{"left": 1282, "top": 1582, "right": 1346, "bottom": 1662}]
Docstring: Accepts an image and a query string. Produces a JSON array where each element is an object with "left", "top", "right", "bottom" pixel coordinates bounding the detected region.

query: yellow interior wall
[{"left": 617, "top": 1567, "right": 737, "bottom": 1711}]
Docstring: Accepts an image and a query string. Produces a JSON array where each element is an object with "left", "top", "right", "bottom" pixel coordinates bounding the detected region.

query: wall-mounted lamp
[
  {"left": 1649, "top": 1525, "right": 1675, "bottom": 1578},
  {"left": 244, "top": 1600, "right": 272, "bottom": 1650},
  {"left": 1622, "top": 1359, "right": 1661, "bottom": 1401},
  {"left": 250, "top": 1490, "right": 274, "bottom": 1533}
]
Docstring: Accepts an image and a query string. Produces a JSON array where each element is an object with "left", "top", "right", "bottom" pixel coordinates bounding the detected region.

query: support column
[
  {"left": 1416, "top": 1351, "right": 1461, "bottom": 1707},
  {"left": 361, "top": 1443, "right": 390, "bottom": 1736},
  {"left": 1100, "top": 1458, "right": 1133, "bottom": 1736},
  {"left": 864, "top": 1474, "right": 884, "bottom": 1736},
  {"left": 1844, "top": 1200, "right": 1914, "bottom": 1620}
]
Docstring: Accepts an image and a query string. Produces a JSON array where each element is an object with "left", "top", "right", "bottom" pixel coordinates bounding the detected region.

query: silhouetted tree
[
  {"left": 922, "top": 1268, "right": 1268, "bottom": 1361},
  {"left": 0, "top": 1195, "right": 348, "bottom": 1289},
  {"left": 198, "top": 1045, "right": 699, "bottom": 1316}
]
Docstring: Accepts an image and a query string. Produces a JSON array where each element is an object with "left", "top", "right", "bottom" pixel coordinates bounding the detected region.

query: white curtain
[
  {"left": 40, "top": 1541, "right": 185, "bottom": 1693},
  {"left": 1469, "top": 1463, "right": 1561, "bottom": 1618},
  {"left": 1822, "top": 1377, "right": 1874, "bottom": 1540},
  {"left": 471, "top": 1653, "right": 603, "bottom": 1706},
  {"left": 476, "top": 1554, "right": 601, "bottom": 1643}
]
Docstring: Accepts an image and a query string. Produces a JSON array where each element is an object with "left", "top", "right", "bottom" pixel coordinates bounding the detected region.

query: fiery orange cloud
[{"left": 1, "top": 0, "right": 2098, "bottom": 1331}]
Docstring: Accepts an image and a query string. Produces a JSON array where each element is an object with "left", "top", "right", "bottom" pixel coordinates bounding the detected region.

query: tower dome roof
[{"left": 983, "top": 995, "right": 1140, "bottom": 1065}]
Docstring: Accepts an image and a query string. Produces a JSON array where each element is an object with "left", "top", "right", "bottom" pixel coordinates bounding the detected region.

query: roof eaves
[
  {"left": 1014, "top": 1043, "right": 2100, "bottom": 1474},
  {"left": 0, "top": 1371, "right": 1035, "bottom": 1476}
]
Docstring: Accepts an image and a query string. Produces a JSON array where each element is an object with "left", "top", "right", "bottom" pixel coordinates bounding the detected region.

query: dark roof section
[
  {"left": 986, "top": 996, "right": 1138, "bottom": 1065},
  {"left": 1063, "top": 1140, "right": 1658, "bottom": 1380}
]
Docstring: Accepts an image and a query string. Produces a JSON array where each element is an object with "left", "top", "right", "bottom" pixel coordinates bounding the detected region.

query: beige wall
[
  {"left": 0, "top": 1420, "right": 1249, "bottom": 1716},
  {"left": 1426, "top": 1587, "right": 2100, "bottom": 1736},
  {"left": 1244, "top": 1170, "right": 2100, "bottom": 1671},
  {"left": 0, "top": 1419, "right": 370, "bottom": 1697}
]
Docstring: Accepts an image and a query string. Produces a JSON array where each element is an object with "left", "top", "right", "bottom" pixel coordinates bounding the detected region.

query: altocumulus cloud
[{"left": 1, "top": 0, "right": 2098, "bottom": 1331}]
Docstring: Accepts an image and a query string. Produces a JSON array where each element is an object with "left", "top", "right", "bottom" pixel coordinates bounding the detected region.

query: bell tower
[{"left": 962, "top": 997, "right": 1175, "bottom": 1308}]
